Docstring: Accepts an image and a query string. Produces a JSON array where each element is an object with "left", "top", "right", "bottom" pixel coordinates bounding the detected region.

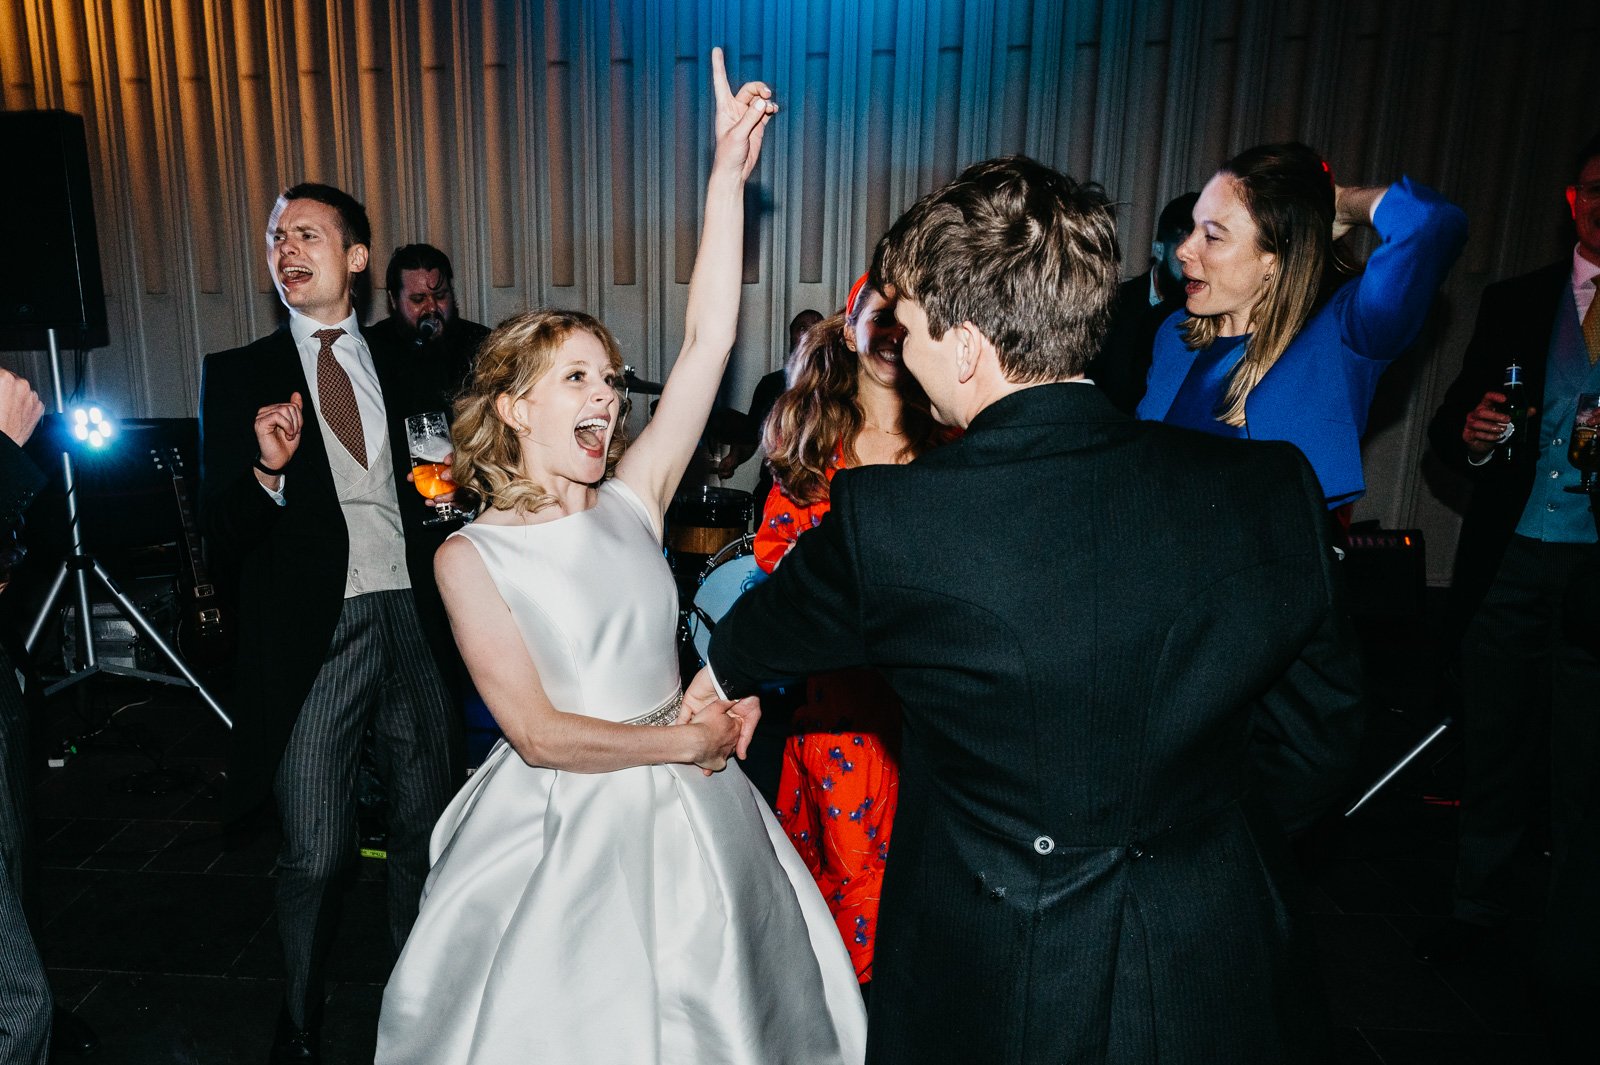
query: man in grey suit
[
  {"left": 698, "top": 157, "right": 1362, "bottom": 1064},
  {"left": 199, "top": 184, "right": 461, "bottom": 1064}
]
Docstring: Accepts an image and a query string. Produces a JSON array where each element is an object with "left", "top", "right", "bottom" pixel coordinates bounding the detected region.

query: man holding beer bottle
[
  {"left": 198, "top": 183, "right": 461, "bottom": 1064},
  {"left": 1421, "top": 131, "right": 1600, "bottom": 967}
]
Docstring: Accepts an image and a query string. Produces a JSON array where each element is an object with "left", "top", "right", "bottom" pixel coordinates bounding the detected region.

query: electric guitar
[{"left": 150, "top": 446, "right": 228, "bottom": 668}]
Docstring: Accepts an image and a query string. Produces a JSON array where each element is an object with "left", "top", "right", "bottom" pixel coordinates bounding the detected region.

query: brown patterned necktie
[
  {"left": 1584, "top": 281, "right": 1600, "bottom": 365},
  {"left": 313, "top": 327, "right": 367, "bottom": 468}
]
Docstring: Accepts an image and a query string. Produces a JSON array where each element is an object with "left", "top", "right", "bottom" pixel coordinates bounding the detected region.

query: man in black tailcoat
[
  {"left": 199, "top": 184, "right": 461, "bottom": 1063},
  {"left": 695, "top": 157, "right": 1363, "bottom": 1065}
]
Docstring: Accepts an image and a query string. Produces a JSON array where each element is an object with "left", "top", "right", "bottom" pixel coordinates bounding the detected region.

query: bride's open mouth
[{"left": 574, "top": 416, "right": 610, "bottom": 458}]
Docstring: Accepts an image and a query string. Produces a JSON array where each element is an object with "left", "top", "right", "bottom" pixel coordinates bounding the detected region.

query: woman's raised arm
[{"left": 617, "top": 47, "right": 777, "bottom": 518}]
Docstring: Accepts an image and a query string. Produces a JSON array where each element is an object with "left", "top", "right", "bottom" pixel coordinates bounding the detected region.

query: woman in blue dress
[{"left": 1136, "top": 142, "right": 1468, "bottom": 514}]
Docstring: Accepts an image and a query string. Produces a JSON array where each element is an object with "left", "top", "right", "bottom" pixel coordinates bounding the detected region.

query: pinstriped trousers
[
  {"left": 273, "top": 589, "right": 459, "bottom": 1029},
  {"left": 1, "top": 646, "right": 50, "bottom": 1064}
]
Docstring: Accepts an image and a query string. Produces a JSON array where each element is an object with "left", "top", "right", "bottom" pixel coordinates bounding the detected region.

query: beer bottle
[{"left": 1501, "top": 362, "right": 1528, "bottom": 462}]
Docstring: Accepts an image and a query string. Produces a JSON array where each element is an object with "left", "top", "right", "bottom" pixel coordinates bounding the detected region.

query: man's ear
[
  {"left": 348, "top": 242, "right": 370, "bottom": 274},
  {"left": 1568, "top": 186, "right": 1579, "bottom": 221},
  {"left": 954, "top": 321, "right": 985, "bottom": 384}
]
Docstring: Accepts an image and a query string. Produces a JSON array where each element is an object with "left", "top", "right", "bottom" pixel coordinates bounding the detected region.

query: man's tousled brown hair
[{"left": 869, "top": 156, "right": 1120, "bottom": 382}]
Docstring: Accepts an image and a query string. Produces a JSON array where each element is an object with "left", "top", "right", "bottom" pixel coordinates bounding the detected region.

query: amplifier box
[
  {"left": 1340, "top": 528, "right": 1425, "bottom": 618},
  {"left": 58, "top": 577, "right": 178, "bottom": 672}
]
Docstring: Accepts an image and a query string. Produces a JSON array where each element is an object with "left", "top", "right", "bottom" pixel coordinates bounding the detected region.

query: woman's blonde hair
[
  {"left": 451, "top": 309, "right": 628, "bottom": 515},
  {"left": 763, "top": 287, "right": 943, "bottom": 505},
  {"left": 1182, "top": 142, "right": 1352, "bottom": 427}
]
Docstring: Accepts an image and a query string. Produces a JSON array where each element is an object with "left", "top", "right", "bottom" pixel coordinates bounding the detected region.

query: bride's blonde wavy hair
[{"left": 451, "top": 309, "right": 628, "bottom": 515}]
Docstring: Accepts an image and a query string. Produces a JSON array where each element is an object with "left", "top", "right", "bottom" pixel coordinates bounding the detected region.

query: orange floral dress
[{"left": 756, "top": 450, "right": 900, "bottom": 985}]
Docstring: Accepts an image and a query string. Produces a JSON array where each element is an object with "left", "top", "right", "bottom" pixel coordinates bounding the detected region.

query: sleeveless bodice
[{"left": 449, "top": 479, "right": 680, "bottom": 720}]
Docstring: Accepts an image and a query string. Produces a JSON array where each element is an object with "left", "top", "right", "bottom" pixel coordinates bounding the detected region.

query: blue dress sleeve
[{"left": 1336, "top": 176, "right": 1468, "bottom": 364}]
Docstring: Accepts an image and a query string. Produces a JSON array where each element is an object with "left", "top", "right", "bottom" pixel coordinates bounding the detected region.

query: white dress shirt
[
  {"left": 1573, "top": 246, "right": 1599, "bottom": 323},
  {"left": 262, "top": 309, "right": 389, "bottom": 502}
]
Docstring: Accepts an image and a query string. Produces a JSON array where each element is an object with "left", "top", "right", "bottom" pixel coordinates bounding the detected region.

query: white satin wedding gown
[{"left": 375, "top": 479, "right": 867, "bottom": 1064}]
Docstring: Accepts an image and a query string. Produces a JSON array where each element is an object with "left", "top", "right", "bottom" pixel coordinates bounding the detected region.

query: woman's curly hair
[
  {"left": 451, "top": 309, "right": 628, "bottom": 516},
  {"left": 763, "top": 287, "right": 943, "bottom": 505}
]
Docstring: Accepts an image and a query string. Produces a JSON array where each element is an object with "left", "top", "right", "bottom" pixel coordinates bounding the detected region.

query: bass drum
[{"left": 683, "top": 534, "right": 767, "bottom": 665}]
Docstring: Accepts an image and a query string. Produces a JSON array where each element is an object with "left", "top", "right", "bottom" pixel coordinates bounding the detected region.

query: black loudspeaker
[{"left": 0, "top": 110, "right": 108, "bottom": 351}]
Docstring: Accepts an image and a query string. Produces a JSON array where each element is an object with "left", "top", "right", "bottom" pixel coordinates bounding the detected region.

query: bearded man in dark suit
[
  {"left": 199, "top": 183, "right": 461, "bottom": 1064},
  {"left": 364, "top": 242, "right": 490, "bottom": 412},
  {"left": 694, "top": 156, "right": 1363, "bottom": 1065}
]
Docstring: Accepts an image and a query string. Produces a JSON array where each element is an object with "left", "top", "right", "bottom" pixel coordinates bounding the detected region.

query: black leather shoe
[
  {"left": 51, "top": 1007, "right": 98, "bottom": 1055},
  {"left": 270, "top": 1006, "right": 321, "bottom": 1064},
  {"left": 1413, "top": 918, "right": 1496, "bottom": 965}
]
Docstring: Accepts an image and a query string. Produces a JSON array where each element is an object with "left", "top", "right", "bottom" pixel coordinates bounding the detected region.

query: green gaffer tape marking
[{"left": 359, "top": 848, "right": 388, "bottom": 860}]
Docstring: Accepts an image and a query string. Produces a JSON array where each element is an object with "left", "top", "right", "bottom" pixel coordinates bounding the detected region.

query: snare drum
[
  {"left": 684, "top": 535, "right": 767, "bottom": 664},
  {"left": 666, "top": 486, "right": 754, "bottom": 558}
]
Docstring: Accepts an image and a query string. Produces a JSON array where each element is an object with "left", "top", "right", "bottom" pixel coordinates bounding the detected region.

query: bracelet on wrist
[{"left": 254, "top": 456, "right": 287, "bottom": 477}]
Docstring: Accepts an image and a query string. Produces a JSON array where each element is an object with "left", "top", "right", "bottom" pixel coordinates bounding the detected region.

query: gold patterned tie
[
  {"left": 312, "top": 327, "right": 367, "bottom": 468},
  {"left": 1584, "top": 281, "right": 1600, "bottom": 365}
]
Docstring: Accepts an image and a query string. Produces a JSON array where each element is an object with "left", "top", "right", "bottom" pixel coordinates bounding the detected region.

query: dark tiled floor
[{"left": 26, "top": 630, "right": 1559, "bottom": 1064}]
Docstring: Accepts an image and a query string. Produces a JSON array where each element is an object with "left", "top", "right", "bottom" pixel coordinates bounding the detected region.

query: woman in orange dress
[{"left": 756, "top": 274, "right": 947, "bottom": 997}]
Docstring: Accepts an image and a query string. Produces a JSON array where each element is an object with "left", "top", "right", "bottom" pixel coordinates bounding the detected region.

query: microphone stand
[{"left": 22, "top": 326, "right": 231, "bottom": 728}]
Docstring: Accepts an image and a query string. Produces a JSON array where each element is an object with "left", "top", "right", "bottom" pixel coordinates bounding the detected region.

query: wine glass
[
  {"left": 405, "top": 411, "right": 461, "bottom": 525},
  {"left": 1565, "top": 393, "right": 1600, "bottom": 494}
]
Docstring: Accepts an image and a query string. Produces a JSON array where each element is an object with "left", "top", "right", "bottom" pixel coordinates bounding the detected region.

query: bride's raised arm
[{"left": 616, "top": 47, "right": 775, "bottom": 517}]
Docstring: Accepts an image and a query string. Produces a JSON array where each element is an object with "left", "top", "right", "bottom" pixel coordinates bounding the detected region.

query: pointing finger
[{"left": 710, "top": 46, "right": 730, "bottom": 102}]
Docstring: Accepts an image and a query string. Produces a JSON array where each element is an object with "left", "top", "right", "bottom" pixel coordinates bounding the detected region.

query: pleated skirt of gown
[{"left": 376, "top": 738, "right": 867, "bottom": 1064}]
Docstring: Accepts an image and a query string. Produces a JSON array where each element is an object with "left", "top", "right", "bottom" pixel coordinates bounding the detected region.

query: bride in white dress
[{"left": 374, "top": 51, "right": 867, "bottom": 1065}]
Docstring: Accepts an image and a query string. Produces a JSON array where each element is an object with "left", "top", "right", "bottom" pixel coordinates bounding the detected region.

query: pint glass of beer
[
  {"left": 1568, "top": 394, "right": 1600, "bottom": 494},
  {"left": 405, "top": 411, "right": 460, "bottom": 525}
]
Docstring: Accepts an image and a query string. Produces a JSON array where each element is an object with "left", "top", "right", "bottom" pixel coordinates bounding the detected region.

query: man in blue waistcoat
[{"left": 1421, "top": 132, "right": 1600, "bottom": 968}]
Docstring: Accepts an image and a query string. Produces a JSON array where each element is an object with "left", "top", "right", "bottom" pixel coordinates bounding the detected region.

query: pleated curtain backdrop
[{"left": 0, "top": 0, "right": 1595, "bottom": 580}]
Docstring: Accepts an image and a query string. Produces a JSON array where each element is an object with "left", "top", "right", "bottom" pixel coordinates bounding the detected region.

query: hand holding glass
[
  {"left": 1565, "top": 393, "right": 1600, "bottom": 494},
  {"left": 405, "top": 412, "right": 461, "bottom": 525}
]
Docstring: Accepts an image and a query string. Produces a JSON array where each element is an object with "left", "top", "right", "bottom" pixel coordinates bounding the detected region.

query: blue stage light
[{"left": 69, "top": 404, "right": 116, "bottom": 450}]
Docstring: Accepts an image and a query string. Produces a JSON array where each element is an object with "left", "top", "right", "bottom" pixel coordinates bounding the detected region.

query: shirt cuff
[
  {"left": 705, "top": 658, "right": 732, "bottom": 702},
  {"left": 259, "top": 475, "right": 287, "bottom": 505},
  {"left": 1466, "top": 450, "right": 1494, "bottom": 467}
]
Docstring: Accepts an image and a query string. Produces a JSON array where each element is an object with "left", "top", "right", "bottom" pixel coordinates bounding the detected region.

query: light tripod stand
[{"left": 21, "top": 326, "right": 231, "bottom": 729}]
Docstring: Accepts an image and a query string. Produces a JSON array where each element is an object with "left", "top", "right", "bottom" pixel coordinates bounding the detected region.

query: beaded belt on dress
[{"left": 622, "top": 690, "right": 683, "bottom": 728}]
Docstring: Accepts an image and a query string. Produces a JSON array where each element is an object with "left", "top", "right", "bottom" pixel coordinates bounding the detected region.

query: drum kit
[
  {"left": 623, "top": 366, "right": 768, "bottom": 676},
  {"left": 665, "top": 485, "right": 766, "bottom": 675}
]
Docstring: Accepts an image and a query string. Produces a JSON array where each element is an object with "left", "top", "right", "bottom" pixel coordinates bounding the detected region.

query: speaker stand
[{"left": 22, "top": 327, "right": 231, "bottom": 729}]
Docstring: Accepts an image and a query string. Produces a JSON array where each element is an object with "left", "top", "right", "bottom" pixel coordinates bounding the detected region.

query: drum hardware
[{"left": 621, "top": 366, "right": 665, "bottom": 395}]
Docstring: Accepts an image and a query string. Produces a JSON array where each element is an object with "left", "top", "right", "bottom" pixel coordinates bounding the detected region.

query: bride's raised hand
[{"left": 710, "top": 46, "right": 777, "bottom": 182}]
